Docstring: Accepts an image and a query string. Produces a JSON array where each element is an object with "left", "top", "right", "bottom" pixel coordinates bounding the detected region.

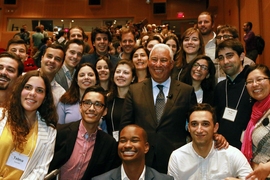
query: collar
[
  {"left": 79, "top": 120, "right": 97, "bottom": 141},
  {"left": 226, "top": 65, "right": 249, "bottom": 83},
  {"left": 151, "top": 77, "right": 171, "bottom": 89},
  {"left": 121, "top": 164, "right": 146, "bottom": 180}
]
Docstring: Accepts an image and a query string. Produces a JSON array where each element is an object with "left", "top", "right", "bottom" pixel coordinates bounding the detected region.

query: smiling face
[
  {"left": 80, "top": 91, "right": 107, "bottom": 126},
  {"left": 148, "top": 46, "right": 173, "bottom": 83},
  {"left": 120, "top": 32, "right": 136, "bottom": 54},
  {"left": 118, "top": 125, "right": 149, "bottom": 163},
  {"left": 183, "top": 32, "right": 201, "bottom": 56},
  {"left": 197, "top": 14, "right": 214, "bottom": 36},
  {"left": 64, "top": 43, "right": 83, "bottom": 70},
  {"left": 165, "top": 39, "right": 177, "bottom": 55},
  {"left": 69, "top": 28, "right": 83, "bottom": 40},
  {"left": 132, "top": 48, "right": 148, "bottom": 70},
  {"left": 96, "top": 59, "right": 110, "bottom": 82},
  {"left": 246, "top": 69, "right": 270, "bottom": 101},
  {"left": 93, "top": 33, "right": 109, "bottom": 55},
  {"left": 188, "top": 110, "right": 218, "bottom": 149},
  {"left": 191, "top": 59, "right": 209, "bottom": 83},
  {"left": 41, "top": 47, "right": 64, "bottom": 77},
  {"left": 217, "top": 47, "right": 243, "bottom": 80},
  {"left": 21, "top": 76, "right": 46, "bottom": 114},
  {"left": 114, "top": 64, "right": 134, "bottom": 88},
  {"left": 77, "top": 66, "right": 97, "bottom": 91},
  {"left": 8, "top": 43, "right": 28, "bottom": 62},
  {"left": 0, "top": 57, "right": 19, "bottom": 90}
]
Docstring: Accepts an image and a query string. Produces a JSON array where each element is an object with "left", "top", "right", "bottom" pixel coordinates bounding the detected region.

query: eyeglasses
[
  {"left": 81, "top": 100, "right": 105, "bottom": 110},
  {"left": 246, "top": 77, "right": 270, "bottom": 86},
  {"left": 216, "top": 35, "right": 233, "bottom": 40},
  {"left": 192, "top": 62, "right": 208, "bottom": 71}
]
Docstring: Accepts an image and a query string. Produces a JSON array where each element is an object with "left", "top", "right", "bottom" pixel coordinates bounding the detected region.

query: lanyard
[{"left": 225, "top": 79, "right": 246, "bottom": 110}]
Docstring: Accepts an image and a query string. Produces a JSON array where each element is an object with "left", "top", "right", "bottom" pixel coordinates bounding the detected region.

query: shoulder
[
  {"left": 97, "top": 129, "right": 116, "bottom": 143},
  {"left": 92, "top": 167, "right": 119, "bottom": 180},
  {"left": 147, "top": 166, "right": 174, "bottom": 179}
]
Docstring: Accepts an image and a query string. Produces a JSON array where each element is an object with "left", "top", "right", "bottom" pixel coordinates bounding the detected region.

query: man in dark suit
[
  {"left": 120, "top": 43, "right": 198, "bottom": 173},
  {"left": 92, "top": 125, "right": 173, "bottom": 180},
  {"left": 49, "top": 86, "right": 120, "bottom": 179}
]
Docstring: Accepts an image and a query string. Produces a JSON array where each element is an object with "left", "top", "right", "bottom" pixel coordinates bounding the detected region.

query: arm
[
  {"left": 57, "top": 102, "right": 66, "bottom": 124},
  {"left": 214, "top": 133, "right": 229, "bottom": 149},
  {"left": 120, "top": 88, "right": 135, "bottom": 130},
  {"left": 22, "top": 128, "right": 57, "bottom": 180},
  {"left": 246, "top": 162, "right": 270, "bottom": 180}
]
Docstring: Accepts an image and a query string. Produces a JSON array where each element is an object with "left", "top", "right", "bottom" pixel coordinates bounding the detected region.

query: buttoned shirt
[
  {"left": 168, "top": 141, "right": 252, "bottom": 180},
  {"left": 121, "top": 164, "right": 146, "bottom": 180},
  {"left": 62, "top": 64, "right": 75, "bottom": 87},
  {"left": 60, "top": 121, "right": 97, "bottom": 180},
  {"left": 151, "top": 77, "right": 171, "bottom": 104},
  {"left": 51, "top": 78, "right": 66, "bottom": 106},
  {"left": 205, "top": 32, "right": 216, "bottom": 61}
]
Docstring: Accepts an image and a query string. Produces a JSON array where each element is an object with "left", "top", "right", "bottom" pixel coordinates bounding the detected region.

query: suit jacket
[
  {"left": 92, "top": 166, "right": 174, "bottom": 180},
  {"left": 120, "top": 78, "right": 197, "bottom": 173},
  {"left": 55, "top": 68, "right": 69, "bottom": 91},
  {"left": 80, "top": 52, "right": 119, "bottom": 68},
  {"left": 0, "top": 110, "right": 56, "bottom": 180},
  {"left": 48, "top": 120, "right": 120, "bottom": 180}
]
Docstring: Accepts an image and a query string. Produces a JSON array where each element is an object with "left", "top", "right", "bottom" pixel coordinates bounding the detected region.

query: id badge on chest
[
  {"left": 222, "top": 107, "right": 238, "bottom": 122},
  {"left": 113, "top": 131, "right": 119, "bottom": 142},
  {"left": 6, "top": 151, "right": 29, "bottom": 171}
]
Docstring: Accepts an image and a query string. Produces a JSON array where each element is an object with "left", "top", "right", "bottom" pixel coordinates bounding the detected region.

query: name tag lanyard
[
  {"left": 6, "top": 131, "right": 36, "bottom": 171},
  {"left": 223, "top": 80, "right": 246, "bottom": 122},
  {"left": 111, "top": 99, "right": 119, "bottom": 141}
]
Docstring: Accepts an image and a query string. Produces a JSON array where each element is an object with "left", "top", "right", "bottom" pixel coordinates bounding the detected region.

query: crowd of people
[{"left": 0, "top": 10, "right": 268, "bottom": 180}]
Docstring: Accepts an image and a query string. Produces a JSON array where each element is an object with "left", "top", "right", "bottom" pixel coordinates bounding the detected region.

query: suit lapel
[
  {"left": 110, "top": 166, "right": 121, "bottom": 180},
  {"left": 145, "top": 166, "right": 154, "bottom": 180},
  {"left": 159, "top": 79, "right": 181, "bottom": 125},
  {"left": 142, "top": 79, "right": 158, "bottom": 126}
]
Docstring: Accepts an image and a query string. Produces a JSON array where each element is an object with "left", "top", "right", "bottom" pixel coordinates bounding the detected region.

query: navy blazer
[
  {"left": 92, "top": 166, "right": 174, "bottom": 180},
  {"left": 49, "top": 120, "right": 120, "bottom": 180}
]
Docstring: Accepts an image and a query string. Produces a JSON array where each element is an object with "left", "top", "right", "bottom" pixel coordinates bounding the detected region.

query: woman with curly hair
[
  {"left": 57, "top": 63, "right": 99, "bottom": 124},
  {"left": 180, "top": 55, "right": 215, "bottom": 105},
  {"left": 0, "top": 70, "right": 58, "bottom": 179}
]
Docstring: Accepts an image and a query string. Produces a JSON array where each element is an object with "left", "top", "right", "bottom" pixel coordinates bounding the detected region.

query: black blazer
[
  {"left": 92, "top": 166, "right": 174, "bottom": 180},
  {"left": 49, "top": 120, "right": 120, "bottom": 180},
  {"left": 120, "top": 78, "right": 197, "bottom": 173}
]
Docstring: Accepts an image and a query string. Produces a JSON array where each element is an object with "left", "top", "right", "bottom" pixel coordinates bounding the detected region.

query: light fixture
[{"left": 146, "top": 0, "right": 150, "bottom": 4}]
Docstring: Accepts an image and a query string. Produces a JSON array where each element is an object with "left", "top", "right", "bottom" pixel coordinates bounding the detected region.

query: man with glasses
[
  {"left": 49, "top": 86, "right": 120, "bottom": 179},
  {"left": 214, "top": 39, "right": 254, "bottom": 150},
  {"left": 215, "top": 25, "right": 254, "bottom": 82}
]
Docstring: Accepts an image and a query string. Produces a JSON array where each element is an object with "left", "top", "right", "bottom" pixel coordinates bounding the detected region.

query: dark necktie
[{"left": 156, "top": 85, "right": 165, "bottom": 122}]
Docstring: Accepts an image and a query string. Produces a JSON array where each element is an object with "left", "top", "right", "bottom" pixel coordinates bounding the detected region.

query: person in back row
[{"left": 80, "top": 27, "right": 119, "bottom": 68}]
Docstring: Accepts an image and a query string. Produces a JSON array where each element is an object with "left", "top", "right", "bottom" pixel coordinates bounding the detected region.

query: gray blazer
[
  {"left": 55, "top": 68, "right": 69, "bottom": 91},
  {"left": 92, "top": 166, "right": 174, "bottom": 180}
]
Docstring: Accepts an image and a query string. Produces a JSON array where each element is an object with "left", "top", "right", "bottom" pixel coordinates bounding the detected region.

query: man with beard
[
  {"left": 118, "top": 27, "right": 136, "bottom": 60},
  {"left": 80, "top": 27, "right": 119, "bottom": 68},
  {"left": 197, "top": 11, "right": 216, "bottom": 61},
  {"left": 55, "top": 39, "right": 84, "bottom": 90},
  {"left": 0, "top": 52, "right": 24, "bottom": 106}
]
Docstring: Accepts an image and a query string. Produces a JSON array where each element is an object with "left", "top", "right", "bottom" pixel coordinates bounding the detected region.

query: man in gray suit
[
  {"left": 92, "top": 124, "right": 173, "bottom": 180},
  {"left": 120, "top": 43, "right": 197, "bottom": 173},
  {"left": 55, "top": 39, "right": 84, "bottom": 90}
]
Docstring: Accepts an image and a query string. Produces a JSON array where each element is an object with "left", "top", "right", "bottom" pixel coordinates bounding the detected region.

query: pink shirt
[{"left": 60, "top": 121, "right": 97, "bottom": 180}]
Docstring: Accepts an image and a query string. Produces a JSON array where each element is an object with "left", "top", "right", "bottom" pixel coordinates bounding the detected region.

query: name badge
[
  {"left": 113, "top": 131, "right": 119, "bottom": 142},
  {"left": 222, "top": 107, "right": 237, "bottom": 122},
  {"left": 6, "top": 151, "right": 29, "bottom": 171}
]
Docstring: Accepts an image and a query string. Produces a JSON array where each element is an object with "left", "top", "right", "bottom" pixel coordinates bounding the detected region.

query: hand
[
  {"left": 214, "top": 133, "right": 229, "bottom": 150},
  {"left": 246, "top": 162, "right": 270, "bottom": 180},
  {"left": 224, "top": 177, "right": 240, "bottom": 180}
]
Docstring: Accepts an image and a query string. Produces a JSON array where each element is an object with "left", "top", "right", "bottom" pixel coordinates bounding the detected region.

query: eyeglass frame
[
  {"left": 216, "top": 34, "right": 234, "bottom": 40},
  {"left": 245, "top": 77, "right": 270, "bottom": 86},
  {"left": 80, "top": 100, "right": 105, "bottom": 110},
  {"left": 192, "top": 62, "right": 208, "bottom": 71}
]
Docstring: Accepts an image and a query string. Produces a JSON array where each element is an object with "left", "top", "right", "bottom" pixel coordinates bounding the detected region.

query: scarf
[{"left": 241, "top": 93, "right": 270, "bottom": 162}]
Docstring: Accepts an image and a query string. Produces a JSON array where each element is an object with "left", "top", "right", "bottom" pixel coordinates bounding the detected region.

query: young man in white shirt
[{"left": 168, "top": 103, "right": 252, "bottom": 180}]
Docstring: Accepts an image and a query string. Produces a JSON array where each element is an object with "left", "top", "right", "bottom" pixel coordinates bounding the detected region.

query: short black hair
[
  {"left": 80, "top": 85, "right": 107, "bottom": 107},
  {"left": 188, "top": 103, "right": 217, "bottom": 124}
]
